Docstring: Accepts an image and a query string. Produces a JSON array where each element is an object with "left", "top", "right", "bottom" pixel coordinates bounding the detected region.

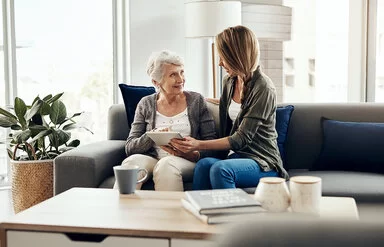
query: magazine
[{"left": 181, "top": 198, "right": 266, "bottom": 224}]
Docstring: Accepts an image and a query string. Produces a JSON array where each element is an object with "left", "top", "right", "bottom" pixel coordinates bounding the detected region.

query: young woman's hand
[
  {"left": 160, "top": 145, "right": 200, "bottom": 162},
  {"left": 170, "top": 136, "right": 200, "bottom": 153}
]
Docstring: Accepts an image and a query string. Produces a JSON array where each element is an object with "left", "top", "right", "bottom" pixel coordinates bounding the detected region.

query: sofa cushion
[
  {"left": 276, "top": 105, "right": 294, "bottom": 164},
  {"left": 119, "top": 84, "right": 156, "bottom": 128},
  {"left": 314, "top": 118, "right": 384, "bottom": 173}
]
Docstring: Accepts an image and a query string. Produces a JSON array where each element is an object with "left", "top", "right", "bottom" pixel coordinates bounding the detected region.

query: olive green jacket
[{"left": 219, "top": 66, "right": 289, "bottom": 180}]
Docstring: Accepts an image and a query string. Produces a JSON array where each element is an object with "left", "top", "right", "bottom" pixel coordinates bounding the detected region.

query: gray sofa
[{"left": 54, "top": 102, "right": 384, "bottom": 203}]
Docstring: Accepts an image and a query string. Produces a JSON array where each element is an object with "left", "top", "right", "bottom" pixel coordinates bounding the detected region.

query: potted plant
[{"left": 0, "top": 93, "right": 91, "bottom": 213}]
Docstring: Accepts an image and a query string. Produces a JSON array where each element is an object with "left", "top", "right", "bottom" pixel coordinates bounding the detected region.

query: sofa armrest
[{"left": 54, "top": 140, "right": 126, "bottom": 195}]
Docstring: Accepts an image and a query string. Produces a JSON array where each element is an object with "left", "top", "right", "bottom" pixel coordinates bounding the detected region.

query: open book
[
  {"left": 182, "top": 198, "right": 266, "bottom": 224},
  {"left": 184, "top": 188, "right": 262, "bottom": 215}
]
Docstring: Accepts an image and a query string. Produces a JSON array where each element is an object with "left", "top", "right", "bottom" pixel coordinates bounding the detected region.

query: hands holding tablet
[
  {"left": 146, "top": 131, "right": 184, "bottom": 146},
  {"left": 160, "top": 144, "right": 199, "bottom": 162},
  {"left": 167, "top": 136, "right": 201, "bottom": 162},
  {"left": 146, "top": 129, "right": 200, "bottom": 162},
  {"left": 169, "top": 136, "right": 201, "bottom": 153}
]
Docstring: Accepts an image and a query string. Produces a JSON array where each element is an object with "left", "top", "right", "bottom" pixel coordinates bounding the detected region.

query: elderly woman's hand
[
  {"left": 160, "top": 145, "right": 200, "bottom": 162},
  {"left": 152, "top": 127, "right": 170, "bottom": 132},
  {"left": 169, "top": 136, "right": 200, "bottom": 153}
]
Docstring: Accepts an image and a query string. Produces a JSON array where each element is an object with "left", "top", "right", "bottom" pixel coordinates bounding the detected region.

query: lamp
[{"left": 185, "top": 1, "right": 242, "bottom": 98}]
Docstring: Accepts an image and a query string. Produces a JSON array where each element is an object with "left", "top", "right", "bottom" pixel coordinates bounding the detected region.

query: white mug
[
  {"left": 289, "top": 176, "right": 322, "bottom": 215},
  {"left": 254, "top": 177, "right": 291, "bottom": 212}
]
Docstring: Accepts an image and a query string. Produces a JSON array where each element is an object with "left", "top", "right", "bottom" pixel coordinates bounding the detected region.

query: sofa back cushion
[
  {"left": 276, "top": 105, "right": 294, "bottom": 164},
  {"left": 119, "top": 84, "right": 156, "bottom": 129},
  {"left": 283, "top": 103, "right": 384, "bottom": 170},
  {"left": 313, "top": 118, "right": 384, "bottom": 173},
  {"left": 110, "top": 99, "right": 384, "bottom": 171},
  {"left": 107, "top": 104, "right": 129, "bottom": 140}
]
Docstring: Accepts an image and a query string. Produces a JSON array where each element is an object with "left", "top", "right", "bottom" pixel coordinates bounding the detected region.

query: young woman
[{"left": 171, "top": 26, "right": 289, "bottom": 190}]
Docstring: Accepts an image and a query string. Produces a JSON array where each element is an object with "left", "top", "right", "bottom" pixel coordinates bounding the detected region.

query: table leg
[{"left": 0, "top": 226, "right": 6, "bottom": 247}]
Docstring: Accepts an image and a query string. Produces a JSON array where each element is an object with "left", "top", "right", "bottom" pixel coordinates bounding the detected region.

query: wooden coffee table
[{"left": 0, "top": 188, "right": 359, "bottom": 247}]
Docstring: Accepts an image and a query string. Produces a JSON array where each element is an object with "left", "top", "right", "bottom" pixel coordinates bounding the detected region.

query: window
[
  {"left": 374, "top": 0, "right": 384, "bottom": 102},
  {"left": 0, "top": 2, "right": 7, "bottom": 185},
  {"left": 308, "top": 58, "right": 315, "bottom": 87},
  {"left": 283, "top": 0, "right": 364, "bottom": 103},
  {"left": 0, "top": 0, "right": 115, "bottom": 187},
  {"left": 14, "top": 0, "right": 113, "bottom": 144},
  {"left": 284, "top": 57, "right": 295, "bottom": 87}
]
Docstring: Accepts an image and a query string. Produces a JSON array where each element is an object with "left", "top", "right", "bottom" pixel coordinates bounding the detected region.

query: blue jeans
[{"left": 193, "top": 155, "right": 279, "bottom": 190}]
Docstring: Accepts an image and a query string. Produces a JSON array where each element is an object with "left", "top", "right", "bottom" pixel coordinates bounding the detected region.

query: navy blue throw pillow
[
  {"left": 314, "top": 118, "right": 384, "bottom": 173},
  {"left": 119, "top": 84, "right": 156, "bottom": 128},
  {"left": 275, "top": 105, "right": 294, "bottom": 165}
]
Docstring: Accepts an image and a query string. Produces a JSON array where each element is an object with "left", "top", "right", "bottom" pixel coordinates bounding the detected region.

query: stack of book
[{"left": 182, "top": 188, "right": 266, "bottom": 224}]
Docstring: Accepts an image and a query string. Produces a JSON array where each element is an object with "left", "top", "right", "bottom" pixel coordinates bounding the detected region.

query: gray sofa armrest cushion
[
  {"left": 206, "top": 101, "right": 220, "bottom": 135},
  {"left": 54, "top": 140, "right": 126, "bottom": 195}
]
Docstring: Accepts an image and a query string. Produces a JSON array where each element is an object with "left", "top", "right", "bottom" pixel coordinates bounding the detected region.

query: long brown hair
[{"left": 216, "top": 25, "right": 260, "bottom": 103}]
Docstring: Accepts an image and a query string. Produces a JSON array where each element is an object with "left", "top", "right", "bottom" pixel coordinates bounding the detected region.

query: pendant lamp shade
[{"left": 185, "top": 1, "right": 242, "bottom": 38}]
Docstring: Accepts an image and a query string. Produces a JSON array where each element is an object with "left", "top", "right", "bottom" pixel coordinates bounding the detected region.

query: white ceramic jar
[
  {"left": 254, "top": 177, "right": 291, "bottom": 212},
  {"left": 290, "top": 176, "right": 322, "bottom": 215}
]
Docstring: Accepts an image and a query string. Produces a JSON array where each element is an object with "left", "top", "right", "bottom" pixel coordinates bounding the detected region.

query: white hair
[{"left": 146, "top": 50, "right": 184, "bottom": 82}]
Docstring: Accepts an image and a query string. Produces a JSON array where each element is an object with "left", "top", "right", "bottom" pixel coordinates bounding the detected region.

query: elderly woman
[{"left": 113, "top": 50, "right": 216, "bottom": 191}]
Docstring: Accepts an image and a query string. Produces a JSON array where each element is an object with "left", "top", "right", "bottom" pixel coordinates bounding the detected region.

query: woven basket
[{"left": 11, "top": 159, "right": 53, "bottom": 213}]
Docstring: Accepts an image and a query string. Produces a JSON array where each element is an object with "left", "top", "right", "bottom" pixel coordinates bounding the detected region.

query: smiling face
[{"left": 155, "top": 63, "right": 185, "bottom": 95}]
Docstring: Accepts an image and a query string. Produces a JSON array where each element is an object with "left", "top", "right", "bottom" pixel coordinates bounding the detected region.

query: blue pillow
[
  {"left": 119, "top": 84, "right": 156, "bottom": 128},
  {"left": 314, "top": 118, "right": 384, "bottom": 173},
  {"left": 276, "top": 105, "right": 294, "bottom": 165}
]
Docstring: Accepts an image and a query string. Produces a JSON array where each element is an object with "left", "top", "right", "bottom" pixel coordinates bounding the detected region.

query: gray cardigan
[
  {"left": 220, "top": 66, "right": 289, "bottom": 180},
  {"left": 125, "top": 91, "right": 217, "bottom": 159}
]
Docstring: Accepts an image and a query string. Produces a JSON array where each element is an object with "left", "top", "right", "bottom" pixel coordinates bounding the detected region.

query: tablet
[{"left": 146, "top": 131, "right": 184, "bottom": 146}]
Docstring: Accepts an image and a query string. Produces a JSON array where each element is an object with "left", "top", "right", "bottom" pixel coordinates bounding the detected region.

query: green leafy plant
[{"left": 0, "top": 93, "right": 92, "bottom": 160}]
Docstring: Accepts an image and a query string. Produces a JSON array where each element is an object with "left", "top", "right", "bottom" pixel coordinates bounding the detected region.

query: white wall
[
  {"left": 128, "top": 0, "right": 211, "bottom": 96},
  {"left": 185, "top": 38, "right": 212, "bottom": 96},
  {"left": 129, "top": 0, "right": 185, "bottom": 86},
  {"left": 128, "top": 0, "right": 289, "bottom": 99}
]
